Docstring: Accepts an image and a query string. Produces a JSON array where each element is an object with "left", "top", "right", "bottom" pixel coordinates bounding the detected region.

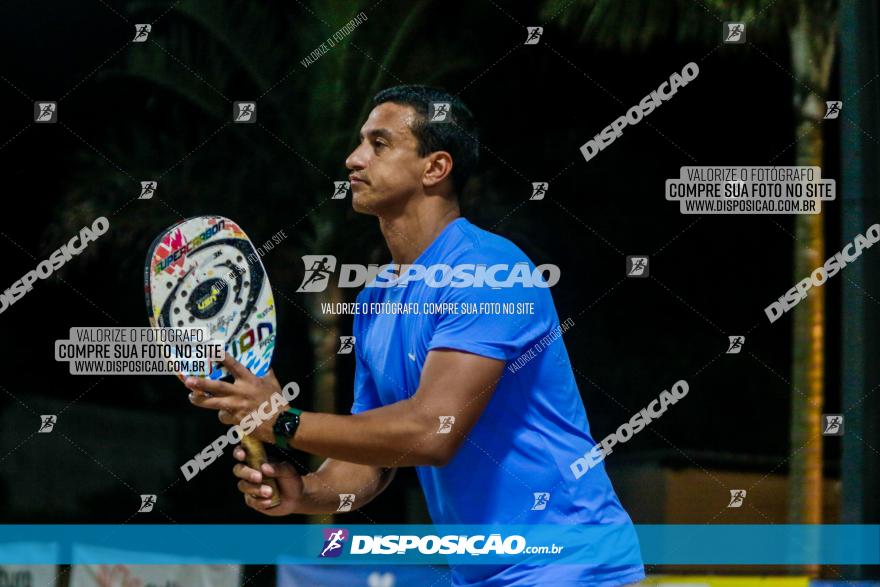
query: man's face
[{"left": 345, "top": 102, "right": 426, "bottom": 215}]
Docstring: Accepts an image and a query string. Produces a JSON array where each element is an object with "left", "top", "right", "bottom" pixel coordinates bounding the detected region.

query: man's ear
[{"left": 423, "top": 151, "right": 453, "bottom": 188}]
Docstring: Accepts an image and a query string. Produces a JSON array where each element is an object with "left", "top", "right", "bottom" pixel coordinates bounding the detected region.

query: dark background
[{"left": 0, "top": 1, "right": 874, "bottom": 574}]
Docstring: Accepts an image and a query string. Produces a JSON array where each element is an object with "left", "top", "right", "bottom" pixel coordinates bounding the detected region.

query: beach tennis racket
[{"left": 145, "top": 215, "right": 281, "bottom": 507}]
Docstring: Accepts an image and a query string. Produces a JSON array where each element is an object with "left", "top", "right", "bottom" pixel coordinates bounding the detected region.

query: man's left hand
[{"left": 184, "top": 356, "right": 284, "bottom": 444}]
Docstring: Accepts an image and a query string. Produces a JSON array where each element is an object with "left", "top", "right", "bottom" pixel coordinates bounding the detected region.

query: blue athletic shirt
[{"left": 351, "top": 217, "right": 645, "bottom": 586}]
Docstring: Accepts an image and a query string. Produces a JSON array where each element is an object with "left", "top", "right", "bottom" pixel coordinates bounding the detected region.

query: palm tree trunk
[
  {"left": 786, "top": 3, "right": 837, "bottom": 577},
  {"left": 788, "top": 120, "right": 825, "bottom": 529}
]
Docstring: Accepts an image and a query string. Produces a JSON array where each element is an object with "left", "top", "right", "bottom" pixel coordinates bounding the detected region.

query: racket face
[{"left": 144, "top": 216, "right": 276, "bottom": 379}]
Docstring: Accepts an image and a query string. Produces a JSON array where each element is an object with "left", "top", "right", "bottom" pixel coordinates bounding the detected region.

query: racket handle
[{"left": 241, "top": 436, "right": 282, "bottom": 508}]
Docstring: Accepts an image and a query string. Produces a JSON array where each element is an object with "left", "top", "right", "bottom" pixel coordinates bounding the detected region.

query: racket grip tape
[{"left": 241, "top": 436, "right": 282, "bottom": 508}]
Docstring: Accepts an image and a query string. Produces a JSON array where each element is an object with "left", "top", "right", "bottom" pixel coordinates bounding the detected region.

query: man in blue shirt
[{"left": 187, "top": 86, "right": 644, "bottom": 586}]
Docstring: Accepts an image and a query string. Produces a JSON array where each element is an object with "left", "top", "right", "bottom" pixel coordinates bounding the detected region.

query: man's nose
[{"left": 345, "top": 144, "right": 367, "bottom": 171}]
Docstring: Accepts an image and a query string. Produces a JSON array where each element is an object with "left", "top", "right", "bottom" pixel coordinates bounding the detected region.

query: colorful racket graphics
[
  {"left": 144, "top": 216, "right": 276, "bottom": 379},
  {"left": 145, "top": 215, "right": 280, "bottom": 506}
]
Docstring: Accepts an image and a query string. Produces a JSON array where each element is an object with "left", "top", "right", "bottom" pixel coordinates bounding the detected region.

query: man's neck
[{"left": 379, "top": 204, "right": 461, "bottom": 266}]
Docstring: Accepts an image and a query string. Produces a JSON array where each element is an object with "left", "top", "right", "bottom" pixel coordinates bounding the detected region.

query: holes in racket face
[
  {"left": 157, "top": 243, "right": 263, "bottom": 338},
  {"left": 148, "top": 219, "right": 276, "bottom": 379}
]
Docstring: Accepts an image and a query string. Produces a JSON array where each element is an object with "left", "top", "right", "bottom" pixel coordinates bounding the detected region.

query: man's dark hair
[{"left": 372, "top": 85, "right": 479, "bottom": 195}]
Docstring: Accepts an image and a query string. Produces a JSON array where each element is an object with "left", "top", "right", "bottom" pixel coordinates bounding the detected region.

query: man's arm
[
  {"left": 233, "top": 446, "right": 396, "bottom": 514},
  {"left": 187, "top": 350, "right": 506, "bottom": 468},
  {"left": 304, "top": 459, "right": 396, "bottom": 512},
  {"left": 287, "top": 349, "right": 505, "bottom": 467}
]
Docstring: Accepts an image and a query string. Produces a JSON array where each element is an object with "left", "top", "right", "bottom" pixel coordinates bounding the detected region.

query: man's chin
[{"left": 351, "top": 191, "right": 379, "bottom": 216}]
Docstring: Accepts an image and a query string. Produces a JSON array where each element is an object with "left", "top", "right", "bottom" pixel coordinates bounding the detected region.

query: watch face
[{"left": 275, "top": 411, "right": 298, "bottom": 437}]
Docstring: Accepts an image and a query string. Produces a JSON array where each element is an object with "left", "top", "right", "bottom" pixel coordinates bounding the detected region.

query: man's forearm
[
  {"left": 298, "top": 459, "right": 395, "bottom": 514},
  {"left": 289, "top": 399, "right": 447, "bottom": 467}
]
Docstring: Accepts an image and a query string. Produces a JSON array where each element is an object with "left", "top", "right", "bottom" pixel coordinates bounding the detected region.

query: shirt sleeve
[
  {"left": 426, "top": 251, "right": 553, "bottom": 362},
  {"left": 350, "top": 306, "right": 381, "bottom": 414}
]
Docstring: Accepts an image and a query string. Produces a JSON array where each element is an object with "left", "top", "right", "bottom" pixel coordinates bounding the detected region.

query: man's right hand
[{"left": 232, "top": 445, "right": 304, "bottom": 515}]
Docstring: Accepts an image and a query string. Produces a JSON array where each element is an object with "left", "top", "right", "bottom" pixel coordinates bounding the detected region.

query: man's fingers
[
  {"left": 237, "top": 480, "right": 273, "bottom": 498},
  {"left": 261, "top": 461, "right": 296, "bottom": 479},
  {"left": 222, "top": 355, "right": 253, "bottom": 381},
  {"left": 188, "top": 392, "right": 231, "bottom": 411},
  {"left": 233, "top": 446, "right": 246, "bottom": 461},
  {"left": 244, "top": 494, "right": 277, "bottom": 510},
  {"left": 233, "top": 463, "right": 262, "bottom": 483},
  {"left": 184, "top": 376, "right": 235, "bottom": 396},
  {"left": 237, "top": 480, "right": 260, "bottom": 496}
]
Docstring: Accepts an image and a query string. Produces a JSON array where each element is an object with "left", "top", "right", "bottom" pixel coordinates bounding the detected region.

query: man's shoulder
[
  {"left": 444, "top": 218, "right": 531, "bottom": 266},
  {"left": 355, "top": 284, "right": 381, "bottom": 304}
]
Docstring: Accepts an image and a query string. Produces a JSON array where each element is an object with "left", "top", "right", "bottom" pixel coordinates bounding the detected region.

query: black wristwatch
[{"left": 273, "top": 407, "right": 302, "bottom": 449}]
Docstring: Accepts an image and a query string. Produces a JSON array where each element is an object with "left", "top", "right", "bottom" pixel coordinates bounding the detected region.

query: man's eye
[{"left": 373, "top": 141, "right": 387, "bottom": 150}]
